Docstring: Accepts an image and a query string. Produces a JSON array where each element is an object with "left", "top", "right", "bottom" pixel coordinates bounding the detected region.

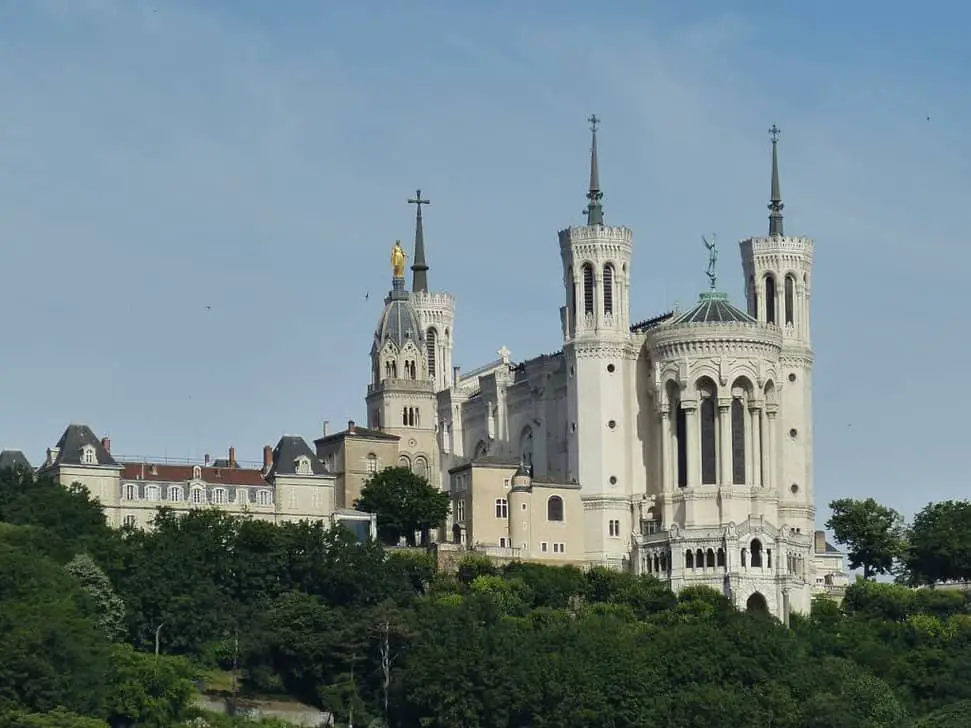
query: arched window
[
  {"left": 212, "top": 488, "right": 227, "bottom": 504},
  {"left": 699, "top": 389, "right": 717, "bottom": 485},
  {"left": 191, "top": 487, "right": 205, "bottom": 504},
  {"left": 685, "top": 550, "right": 694, "bottom": 569},
  {"left": 413, "top": 456, "right": 428, "bottom": 480},
  {"left": 765, "top": 275, "right": 777, "bottom": 324},
  {"left": 398, "top": 454, "right": 411, "bottom": 469},
  {"left": 582, "top": 264, "right": 594, "bottom": 315},
  {"left": 366, "top": 453, "right": 378, "bottom": 474},
  {"left": 749, "top": 274, "right": 757, "bottom": 317},
  {"left": 731, "top": 398, "right": 746, "bottom": 484},
  {"left": 169, "top": 486, "right": 184, "bottom": 502},
  {"left": 547, "top": 495, "right": 564, "bottom": 522},
  {"left": 750, "top": 539, "right": 764, "bottom": 568},
  {"left": 784, "top": 275, "right": 795, "bottom": 325},
  {"left": 125, "top": 483, "right": 137, "bottom": 500},
  {"left": 716, "top": 548, "right": 725, "bottom": 567},
  {"left": 426, "top": 328, "right": 438, "bottom": 378},
  {"left": 706, "top": 549, "right": 716, "bottom": 568},
  {"left": 675, "top": 405, "right": 687, "bottom": 487},
  {"left": 567, "top": 266, "right": 577, "bottom": 336},
  {"left": 603, "top": 263, "right": 614, "bottom": 316},
  {"left": 146, "top": 485, "right": 160, "bottom": 502}
]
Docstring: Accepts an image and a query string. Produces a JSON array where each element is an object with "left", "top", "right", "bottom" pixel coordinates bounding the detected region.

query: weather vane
[{"left": 702, "top": 234, "right": 718, "bottom": 290}]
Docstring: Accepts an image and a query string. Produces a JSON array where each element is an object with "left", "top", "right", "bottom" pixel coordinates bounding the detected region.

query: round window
[
  {"left": 607, "top": 363, "right": 616, "bottom": 373},
  {"left": 608, "top": 420, "right": 616, "bottom": 429}
]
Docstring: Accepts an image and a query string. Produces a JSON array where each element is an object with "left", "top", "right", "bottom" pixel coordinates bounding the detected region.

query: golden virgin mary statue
[{"left": 391, "top": 240, "right": 407, "bottom": 278}]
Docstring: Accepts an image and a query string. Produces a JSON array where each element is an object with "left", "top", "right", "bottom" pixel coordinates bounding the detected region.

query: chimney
[
  {"left": 228, "top": 446, "right": 236, "bottom": 468},
  {"left": 347, "top": 419, "right": 356, "bottom": 434},
  {"left": 100, "top": 436, "right": 111, "bottom": 454},
  {"left": 263, "top": 445, "right": 273, "bottom": 472},
  {"left": 814, "top": 530, "right": 826, "bottom": 554},
  {"left": 322, "top": 420, "right": 330, "bottom": 436},
  {"left": 204, "top": 453, "right": 210, "bottom": 466}
]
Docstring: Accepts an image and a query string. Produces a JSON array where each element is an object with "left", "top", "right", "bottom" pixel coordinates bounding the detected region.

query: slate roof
[
  {"left": 315, "top": 423, "right": 398, "bottom": 446},
  {"left": 671, "top": 291, "right": 755, "bottom": 325},
  {"left": 119, "top": 462, "right": 268, "bottom": 487},
  {"left": 0, "top": 450, "right": 32, "bottom": 471},
  {"left": 375, "top": 278, "right": 424, "bottom": 349},
  {"left": 267, "top": 435, "right": 329, "bottom": 478},
  {"left": 42, "top": 423, "right": 119, "bottom": 469},
  {"left": 631, "top": 310, "right": 675, "bottom": 334}
]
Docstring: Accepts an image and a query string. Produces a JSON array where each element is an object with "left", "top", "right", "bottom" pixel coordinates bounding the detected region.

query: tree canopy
[
  {"left": 355, "top": 466, "right": 450, "bottom": 546},
  {"left": 826, "top": 497, "right": 906, "bottom": 579},
  {"left": 3, "top": 465, "right": 971, "bottom": 727}
]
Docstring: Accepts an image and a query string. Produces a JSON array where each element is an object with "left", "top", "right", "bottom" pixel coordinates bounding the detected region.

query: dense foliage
[{"left": 2, "top": 464, "right": 971, "bottom": 727}]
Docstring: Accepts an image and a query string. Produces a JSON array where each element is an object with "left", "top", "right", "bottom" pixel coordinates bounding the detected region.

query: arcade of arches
[{"left": 661, "top": 377, "right": 778, "bottom": 489}]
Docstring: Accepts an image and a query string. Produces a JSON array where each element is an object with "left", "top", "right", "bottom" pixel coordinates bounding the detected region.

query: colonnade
[{"left": 658, "top": 393, "right": 778, "bottom": 490}]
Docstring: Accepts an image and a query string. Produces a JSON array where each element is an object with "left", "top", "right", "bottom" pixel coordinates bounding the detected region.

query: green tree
[
  {"left": 103, "top": 644, "right": 197, "bottom": 728},
  {"left": 904, "top": 500, "right": 971, "bottom": 585},
  {"left": 826, "top": 498, "right": 905, "bottom": 579},
  {"left": 355, "top": 467, "right": 449, "bottom": 546},
  {"left": 65, "top": 553, "right": 127, "bottom": 642},
  {"left": 0, "top": 708, "right": 108, "bottom": 728},
  {"left": 0, "top": 540, "right": 111, "bottom": 717},
  {"left": 0, "top": 470, "right": 112, "bottom": 562}
]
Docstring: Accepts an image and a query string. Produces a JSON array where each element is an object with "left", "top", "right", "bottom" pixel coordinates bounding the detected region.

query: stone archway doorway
[{"left": 746, "top": 592, "right": 769, "bottom": 615}]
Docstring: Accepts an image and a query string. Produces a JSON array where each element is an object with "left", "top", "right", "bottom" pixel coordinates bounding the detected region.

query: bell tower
[
  {"left": 739, "top": 125, "right": 815, "bottom": 535},
  {"left": 366, "top": 232, "right": 440, "bottom": 490},
  {"left": 561, "top": 116, "right": 637, "bottom": 568}
]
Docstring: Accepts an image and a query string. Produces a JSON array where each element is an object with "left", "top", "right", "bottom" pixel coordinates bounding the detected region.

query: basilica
[{"left": 365, "top": 119, "right": 825, "bottom": 616}]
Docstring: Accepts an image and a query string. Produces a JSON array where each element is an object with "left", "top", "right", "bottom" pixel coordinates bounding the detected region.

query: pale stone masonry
[{"left": 366, "top": 119, "right": 845, "bottom": 617}]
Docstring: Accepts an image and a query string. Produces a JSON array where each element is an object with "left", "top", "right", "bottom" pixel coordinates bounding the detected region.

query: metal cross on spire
[
  {"left": 408, "top": 189, "right": 431, "bottom": 293},
  {"left": 408, "top": 189, "right": 430, "bottom": 216},
  {"left": 768, "top": 124, "right": 784, "bottom": 237},
  {"left": 588, "top": 114, "right": 600, "bottom": 133}
]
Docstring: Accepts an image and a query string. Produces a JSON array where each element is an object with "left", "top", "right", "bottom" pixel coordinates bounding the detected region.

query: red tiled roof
[{"left": 120, "top": 463, "right": 268, "bottom": 487}]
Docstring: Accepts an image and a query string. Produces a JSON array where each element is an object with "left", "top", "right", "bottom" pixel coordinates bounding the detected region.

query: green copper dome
[{"left": 672, "top": 291, "right": 755, "bottom": 325}]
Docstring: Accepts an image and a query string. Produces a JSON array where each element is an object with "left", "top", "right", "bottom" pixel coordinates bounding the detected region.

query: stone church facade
[{"left": 368, "top": 119, "right": 823, "bottom": 616}]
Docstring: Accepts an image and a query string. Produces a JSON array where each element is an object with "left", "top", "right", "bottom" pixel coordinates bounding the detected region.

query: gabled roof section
[
  {"left": 44, "top": 424, "right": 119, "bottom": 468},
  {"left": 671, "top": 292, "right": 755, "bottom": 325},
  {"left": 0, "top": 450, "right": 32, "bottom": 471},
  {"left": 267, "top": 435, "right": 329, "bottom": 478},
  {"left": 315, "top": 422, "right": 399, "bottom": 446}
]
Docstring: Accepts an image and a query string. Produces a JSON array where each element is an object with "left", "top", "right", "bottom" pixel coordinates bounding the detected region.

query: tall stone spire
[
  {"left": 768, "top": 124, "right": 784, "bottom": 237},
  {"left": 584, "top": 115, "right": 604, "bottom": 226},
  {"left": 408, "top": 189, "right": 431, "bottom": 292}
]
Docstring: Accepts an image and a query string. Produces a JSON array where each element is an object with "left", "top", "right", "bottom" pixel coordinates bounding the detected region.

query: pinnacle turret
[
  {"left": 768, "top": 124, "right": 784, "bottom": 237},
  {"left": 408, "top": 189, "right": 431, "bottom": 293},
  {"left": 584, "top": 115, "right": 604, "bottom": 226}
]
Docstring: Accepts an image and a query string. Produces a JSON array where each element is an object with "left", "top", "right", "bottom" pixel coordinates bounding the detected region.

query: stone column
[
  {"left": 766, "top": 408, "right": 778, "bottom": 490},
  {"left": 759, "top": 407, "right": 769, "bottom": 487},
  {"left": 660, "top": 407, "right": 673, "bottom": 492},
  {"left": 683, "top": 401, "right": 698, "bottom": 487},
  {"left": 718, "top": 399, "right": 731, "bottom": 485},
  {"left": 749, "top": 406, "right": 762, "bottom": 487}
]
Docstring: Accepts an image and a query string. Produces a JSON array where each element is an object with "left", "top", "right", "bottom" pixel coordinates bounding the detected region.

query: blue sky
[{"left": 1, "top": 0, "right": 969, "bottom": 523}]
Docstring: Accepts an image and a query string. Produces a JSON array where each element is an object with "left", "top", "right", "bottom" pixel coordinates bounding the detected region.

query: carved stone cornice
[{"left": 568, "top": 340, "right": 637, "bottom": 360}]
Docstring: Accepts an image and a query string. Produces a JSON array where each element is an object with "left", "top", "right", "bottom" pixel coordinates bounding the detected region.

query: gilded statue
[{"left": 391, "top": 240, "right": 407, "bottom": 278}]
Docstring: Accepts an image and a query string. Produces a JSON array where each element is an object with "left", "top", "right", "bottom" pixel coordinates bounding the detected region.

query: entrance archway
[{"left": 746, "top": 592, "right": 769, "bottom": 615}]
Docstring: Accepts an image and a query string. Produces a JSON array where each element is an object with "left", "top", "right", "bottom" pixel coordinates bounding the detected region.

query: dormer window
[
  {"left": 294, "top": 456, "right": 312, "bottom": 476},
  {"left": 80, "top": 445, "right": 97, "bottom": 466},
  {"left": 192, "top": 465, "right": 202, "bottom": 480}
]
